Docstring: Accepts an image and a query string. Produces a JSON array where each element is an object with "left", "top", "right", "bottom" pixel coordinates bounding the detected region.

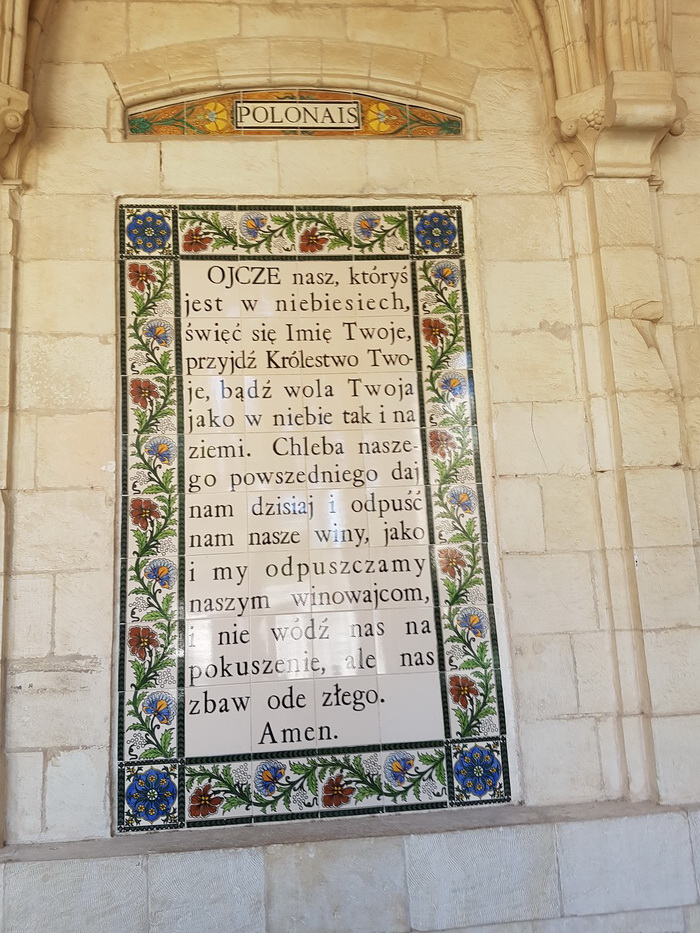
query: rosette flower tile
[
  {"left": 126, "top": 212, "right": 171, "bottom": 253},
  {"left": 415, "top": 211, "right": 457, "bottom": 253},
  {"left": 125, "top": 767, "right": 177, "bottom": 823},
  {"left": 454, "top": 746, "right": 502, "bottom": 798}
]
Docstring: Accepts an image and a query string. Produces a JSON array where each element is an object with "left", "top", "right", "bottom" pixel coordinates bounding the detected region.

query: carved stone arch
[{"left": 107, "top": 38, "right": 482, "bottom": 140}]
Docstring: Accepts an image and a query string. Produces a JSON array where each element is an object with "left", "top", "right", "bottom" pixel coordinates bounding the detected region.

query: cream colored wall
[{"left": 3, "top": 0, "right": 699, "bottom": 848}]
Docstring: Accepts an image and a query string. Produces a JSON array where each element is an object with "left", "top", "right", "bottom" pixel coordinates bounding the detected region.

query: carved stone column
[{"left": 528, "top": 0, "right": 694, "bottom": 802}]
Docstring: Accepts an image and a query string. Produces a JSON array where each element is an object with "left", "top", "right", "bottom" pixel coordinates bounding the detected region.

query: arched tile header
[{"left": 128, "top": 88, "right": 463, "bottom": 138}]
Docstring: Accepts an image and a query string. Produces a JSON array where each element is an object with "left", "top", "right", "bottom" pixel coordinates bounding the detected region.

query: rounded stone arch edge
[{"left": 106, "top": 38, "right": 489, "bottom": 140}]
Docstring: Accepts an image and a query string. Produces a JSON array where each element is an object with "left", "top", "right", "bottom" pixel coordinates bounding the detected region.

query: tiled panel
[
  {"left": 128, "top": 89, "right": 463, "bottom": 139},
  {"left": 117, "top": 202, "right": 507, "bottom": 830}
]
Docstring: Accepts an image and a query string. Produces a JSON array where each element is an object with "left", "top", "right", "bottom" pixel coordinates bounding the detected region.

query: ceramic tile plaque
[
  {"left": 118, "top": 203, "right": 509, "bottom": 831},
  {"left": 127, "top": 89, "right": 463, "bottom": 137}
]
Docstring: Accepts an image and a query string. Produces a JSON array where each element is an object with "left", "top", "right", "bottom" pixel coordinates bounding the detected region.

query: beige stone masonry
[
  {"left": 108, "top": 38, "right": 479, "bottom": 116},
  {"left": 0, "top": 0, "right": 696, "bottom": 863}
]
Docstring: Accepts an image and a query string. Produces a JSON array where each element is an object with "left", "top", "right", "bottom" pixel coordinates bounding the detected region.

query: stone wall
[{"left": 1, "top": 0, "right": 699, "bottom": 928}]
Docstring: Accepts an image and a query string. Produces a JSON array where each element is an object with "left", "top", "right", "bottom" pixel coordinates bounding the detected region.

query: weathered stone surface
[
  {"left": 4, "top": 858, "right": 148, "bottom": 933},
  {"left": 557, "top": 814, "right": 696, "bottom": 915},
  {"left": 266, "top": 837, "right": 409, "bottom": 933},
  {"left": 149, "top": 849, "right": 265, "bottom": 933},
  {"left": 406, "top": 825, "right": 559, "bottom": 928}
]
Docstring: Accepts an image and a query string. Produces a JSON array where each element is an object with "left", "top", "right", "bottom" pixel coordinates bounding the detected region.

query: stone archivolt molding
[{"left": 0, "top": 0, "right": 690, "bottom": 180}]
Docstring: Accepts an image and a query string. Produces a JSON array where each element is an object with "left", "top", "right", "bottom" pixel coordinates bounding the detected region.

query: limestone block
[
  {"left": 572, "top": 632, "right": 618, "bottom": 714},
  {"left": 689, "top": 265, "right": 700, "bottom": 323},
  {"left": 241, "top": 6, "right": 345, "bottom": 38},
  {"left": 592, "top": 179, "right": 655, "bottom": 247},
  {"left": 503, "top": 553, "right": 597, "bottom": 635},
  {"left": 482, "top": 261, "right": 575, "bottom": 332},
  {"left": 15, "top": 333, "right": 115, "bottom": 411},
  {"left": 0, "top": 329, "right": 9, "bottom": 408},
  {"left": 36, "top": 412, "right": 115, "bottom": 489},
  {"left": 620, "top": 714, "right": 656, "bottom": 799},
  {"left": 597, "top": 716, "right": 626, "bottom": 799},
  {"left": 369, "top": 45, "right": 424, "bottom": 96},
  {"left": 420, "top": 56, "right": 477, "bottom": 103},
  {"left": 268, "top": 39, "right": 322, "bottom": 81},
  {"left": 17, "top": 261, "right": 115, "bottom": 335},
  {"left": 447, "top": 11, "right": 531, "bottom": 69},
  {"left": 534, "top": 907, "right": 686, "bottom": 932},
  {"left": 493, "top": 401, "right": 590, "bottom": 475},
  {"left": 105, "top": 56, "right": 172, "bottom": 107},
  {"left": 161, "top": 141, "right": 279, "bottom": 195},
  {"left": 5, "top": 667, "right": 111, "bottom": 748},
  {"left": 659, "top": 196, "right": 700, "bottom": 260},
  {"left": 654, "top": 715, "right": 700, "bottom": 802},
  {"left": 149, "top": 849, "right": 265, "bottom": 933},
  {"left": 674, "top": 327, "right": 700, "bottom": 396},
  {"left": 626, "top": 468, "right": 694, "bottom": 547},
  {"left": 686, "top": 905, "right": 700, "bottom": 933},
  {"left": 34, "top": 129, "right": 160, "bottom": 195},
  {"left": 664, "top": 259, "right": 695, "bottom": 326},
  {"left": 19, "top": 195, "right": 115, "bottom": 261},
  {"left": 406, "top": 825, "right": 559, "bottom": 929},
  {"left": 432, "top": 923, "right": 535, "bottom": 933},
  {"left": 479, "top": 196, "right": 563, "bottom": 261},
  {"left": 9, "top": 412, "right": 37, "bottom": 490},
  {"left": 279, "top": 140, "right": 367, "bottom": 194},
  {"left": 541, "top": 475, "right": 599, "bottom": 551},
  {"left": 558, "top": 813, "right": 696, "bottom": 915},
  {"left": 437, "top": 137, "right": 551, "bottom": 195},
  {"left": 616, "top": 392, "right": 683, "bottom": 467},
  {"left": 600, "top": 247, "right": 663, "bottom": 314},
  {"left": 41, "top": 1, "right": 127, "bottom": 63},
  {"left": 128, "top": 4, "right": 240, "bottom": 53},
  {"left": 266, "top": 837, "right": 409, "bottom": 933},
  {"left": 489, "top": 331, "right": 577, "bottom": 403},
  {"left": 675, "top": 76, "right": 700, "bottom": 138},
  {"left": 11, "top": 490, "right": 113, "bottom": 574},
  {"left": 6, "top": 573, "right": 53, "bottom": 659},
  {"left": 613, "top": 629, "right": 648, "bottom": 716},
  {"left": 685, "top": 398, "right": 700, "bottom": 469},
  {"left": 32, "top": 64, "right": 117, "bottom": 129},
  {"left": 519, "top": 719, "right": 603, "bottom": 804},
  {"left": 5, "top": 751, "right": 44, "bottom": 842},
  {"left": 512, "top": 634, "right": 578, "bottom": 719},
  {"left": 215, "top": 38, "right": 271, "bottom": 85},
  {"left": 320, "top": 40, "right": 371, "bottom": 86},
  {"left": 635, "top": 545, "right": 700, "bottom": 629},
  {"left": 366, "top": 140, "right": 443, "bottom": 196},
  {"left": 0, "top": 256, "right": 13, "bottom": 332},
  {"left": 672, "top": 14, "right": 700, "bottom": 73},
  {"left": 45, "top": 747, "right": 110, "bottom": 841},
  {"left": 606, "top": 320, "right": 674, "bottom": 393},
  {"left": 471, "top": 70, "right": 544, "bottom": 133},
  {"left": 346, "top": 9, "right": 447, "bottom": 56},
  {"left": 644, "top": 628, "right": 700, "bottom": 715},
  {"left": 660, "top": 137, "right": 700, "bottom": 194},
  {"left": 494, "top": 476, "right": 545, "bottom": 552},
  {"left": 4, "top": 858, "right": 147, "bottom": 933},
  {"left": 54, "top": 570, "right": 115, "bottom": 657}
]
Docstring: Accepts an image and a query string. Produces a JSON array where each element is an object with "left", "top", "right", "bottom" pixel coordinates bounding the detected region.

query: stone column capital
[
  {"left": 555, "top": 71, "right": 687, "bottom": 181},
  {"left": 0, "top": 82, "right": 29, "bottom": 177}
]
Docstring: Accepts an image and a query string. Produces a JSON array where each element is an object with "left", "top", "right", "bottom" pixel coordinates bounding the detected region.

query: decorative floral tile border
[
  {"left": 117, "top": 203, "right": 508, "bottom": 831},
  {"left": 127, "top": 89, "right": 463, "bottom": 138}
]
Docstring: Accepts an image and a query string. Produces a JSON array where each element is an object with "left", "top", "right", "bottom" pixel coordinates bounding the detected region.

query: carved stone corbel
[
  {"left": 556, "top": 71, "right": 686, "bottom": 181},
  {"left": 0, "top": 82, "right": 29, "bottom": 175}
]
